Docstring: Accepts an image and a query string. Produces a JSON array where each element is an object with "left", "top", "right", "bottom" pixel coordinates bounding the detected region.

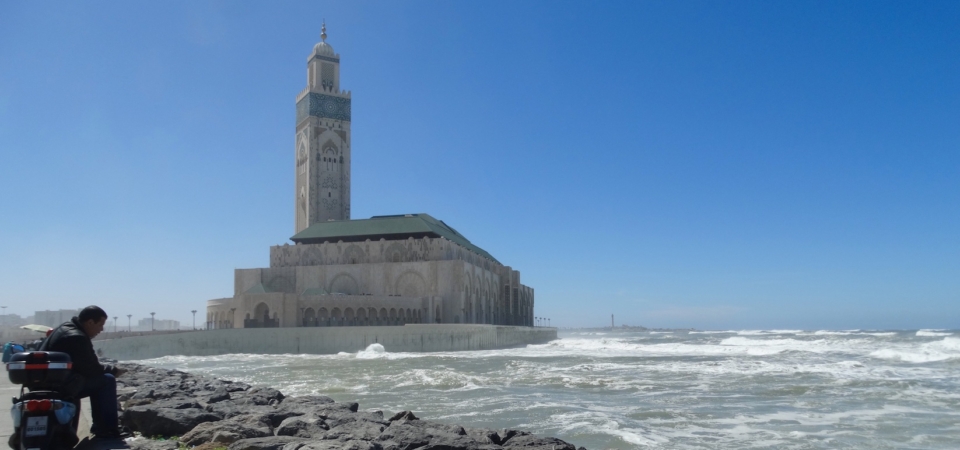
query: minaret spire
[{"left": 321, "top": 21, "right": 327, "bottom": 42}]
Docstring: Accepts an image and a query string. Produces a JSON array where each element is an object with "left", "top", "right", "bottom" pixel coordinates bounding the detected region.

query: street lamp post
[
  {"left": 127, "top": 314, "right": 131, "bottom": 332},
  {"left": 191, "top": 310, "right": 197, "bottom": 330},
  {"left": 150, "top": 312, "right": 156, "bottom": 331},
  {"left": 229, "top": 308, "right": 236, "bottom": 328},
  {"left": 113, "top": 316, "right": 117, "bottom": 333}
]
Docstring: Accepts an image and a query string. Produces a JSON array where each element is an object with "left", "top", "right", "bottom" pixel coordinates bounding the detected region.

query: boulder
[
  {"left": 228, "top": 436, "right": 307, "bottom": 450},
  {"left": 233, "top": 386, "right": 285, "bottom": 405},
  {"left": 464, "top": 427, "right": 501, "bottom": 445},
  {"left": 180, "top": 414, "right": 274, "bottom": 446},
  {"left": 388, "top": 411, "right": 419, "bottom": 422},
  {"left": 321, "top": 419, "right": 386, "bottom": 442},
  {"left": 275, "top": 416, "right": 330, "bottom": 438},
  {"left": 280, "top": 395, "right": 336, "bottom": 410},
  {"left": 122, "top": 405, "right": 223, "bottom": 437},
  {"left": 206, "top": 400, "right": 278, "bottom": 420},
  {"left": 208, "top": 387, "right": 231, "bottom": 403},
  {"left": 378, "top": 420, "right": 477, "bottom": 450},
  {"left": 498, "top": 429, "right": 530, "bottom": 445},
  {"left": 285, "top": 441, "right": 384, "bottom": 450},
  {"left": 500, "top": 435, "right": 576, "bottom": 450}
]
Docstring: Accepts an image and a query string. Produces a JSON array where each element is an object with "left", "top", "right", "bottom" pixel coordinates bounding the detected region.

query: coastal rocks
[
  {"left": 275, "top": 416, "right": 329, "bottom": 438},
  {"left": 227, "top": 436, "right": 306, "bottom": 450},
  {"left": 114, "top": 363, "right": 581, "bottom": 450},
  {"left": 180, "top": 414, "right": 274, "bottom": 446},
  {"left": 387, "top": 411, "right": 418, "bottom": 422},
  {"left": 121, "top": 404, "right": 223, "bottom": 437},
  {"left": 500, "top": 435, "right": 576, "bottom": 450}
]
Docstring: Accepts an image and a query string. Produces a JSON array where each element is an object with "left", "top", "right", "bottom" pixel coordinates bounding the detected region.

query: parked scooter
[{"left": 6, "top": 351, "right": 80, "bottom": 450}]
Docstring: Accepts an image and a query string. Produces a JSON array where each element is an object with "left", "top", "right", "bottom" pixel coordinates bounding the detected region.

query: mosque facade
[{"left": 206, "top": 26, "right": 534, "bottom": 329}]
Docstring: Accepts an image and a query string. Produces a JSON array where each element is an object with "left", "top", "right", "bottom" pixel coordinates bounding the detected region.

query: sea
[{"left": 140, "top": 329, "right": 960, "bottom": 449}]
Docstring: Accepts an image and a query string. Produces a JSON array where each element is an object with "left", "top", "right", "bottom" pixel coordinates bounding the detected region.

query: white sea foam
[
  {"left": 736, "top": 329, "right": 803, "bottom": 335},
  {"left": 870, "top": 337, "right": 960, "bottom": 363},
  {"left": 356, "top": 343, "right": 387, "bottom": 359},
  {"left": 917, "top": 330, "right": 952, "bottom": 337},
  {"left": 688, "top": 330, "right": 735, "bottom": 334}
]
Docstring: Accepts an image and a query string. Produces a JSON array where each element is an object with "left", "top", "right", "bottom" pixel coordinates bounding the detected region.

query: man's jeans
[{"left": 74, "top": 373, "right": 117, "bottom": 436}]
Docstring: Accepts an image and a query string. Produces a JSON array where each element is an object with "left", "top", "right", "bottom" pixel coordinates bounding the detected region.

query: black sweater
[{"left": 39, "top": 317, "right": 116, "bottom": 378}]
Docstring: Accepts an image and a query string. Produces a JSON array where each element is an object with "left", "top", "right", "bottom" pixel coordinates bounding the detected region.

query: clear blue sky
[{"left": 1, "top": 1, "right": 957, "bottom": 330}]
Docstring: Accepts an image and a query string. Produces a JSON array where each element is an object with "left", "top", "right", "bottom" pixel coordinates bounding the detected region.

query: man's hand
[{"left": 114, "top": 367, "right": 128, "bottom": 377}]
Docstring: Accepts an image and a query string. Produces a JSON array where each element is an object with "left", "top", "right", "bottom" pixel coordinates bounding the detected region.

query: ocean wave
[
  {"left": 356, "top": 343, "right": 387, "bottom": 359},
  {"left": 808, "top": 330, "right": 897, "bottom": 337},
  {"left": 869, "top": 337, "right": 960, "bottom": 363},
  {"left": 916, "top": 330, "right": 952, "bottom": 337},
  {"left": 528, "top": 336, "right": 860, "bottom": 357},
  {"left": 736, "top": 330, "right": 803, "bottom": 335}
]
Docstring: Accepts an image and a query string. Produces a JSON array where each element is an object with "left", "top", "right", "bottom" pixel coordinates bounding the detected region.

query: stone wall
[{"left": 93, "top": 325, "right": 557, "bottom": 360}]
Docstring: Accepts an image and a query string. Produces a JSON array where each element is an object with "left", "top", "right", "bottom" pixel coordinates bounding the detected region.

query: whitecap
[
  {"left": 917, "top": 330, "right": 952, "bottom": 337},
  {"left": 356, "top": 343, "right": 386, "bottom": 359},
  {"left": 870, "top": 337, "right": 960, "bottom": 363},
  {"left": 736, "top": 329, "right": 803, "bottom": 335}
]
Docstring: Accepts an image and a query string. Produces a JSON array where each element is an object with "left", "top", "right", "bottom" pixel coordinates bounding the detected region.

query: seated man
[{"left": 40, "top": 305, "right": 127, "bottom": 439}]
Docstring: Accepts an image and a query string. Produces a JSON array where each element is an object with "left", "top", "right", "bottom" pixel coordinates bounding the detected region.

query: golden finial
[{"left": 321, "top": 20, "right": 327, "bottom": 42}]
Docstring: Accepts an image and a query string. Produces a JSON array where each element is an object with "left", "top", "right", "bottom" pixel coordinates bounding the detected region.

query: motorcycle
[{"left": 6, "top": 351, "right": 80, "bottom": 450}]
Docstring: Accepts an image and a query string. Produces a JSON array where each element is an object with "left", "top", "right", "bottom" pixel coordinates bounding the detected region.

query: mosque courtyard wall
[{"left": 93, "top": 325, "right": 558, "bottom": 360}]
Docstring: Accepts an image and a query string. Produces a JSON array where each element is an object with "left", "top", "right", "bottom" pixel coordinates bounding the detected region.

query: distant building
[
  {"left": 34, "top": 309, "right": 81, "bottom": 328},
  {"left": 0, "top": 314, "right": 27, "bottom": 327},
  {"left": 135, "top": 318, "right": 180, "bottom": 331}
]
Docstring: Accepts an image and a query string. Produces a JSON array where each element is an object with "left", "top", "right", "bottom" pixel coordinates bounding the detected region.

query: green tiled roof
[
  {"left": 290, "top": 213, "right": 499, "bottom": 263},
  {"left": 301, "top": 287, "right": 329, "bottom": 296}
]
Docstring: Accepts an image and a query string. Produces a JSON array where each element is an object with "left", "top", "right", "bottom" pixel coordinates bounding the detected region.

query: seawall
[{"left": 93, "top": 324, "right": 557, "bottom": 360}]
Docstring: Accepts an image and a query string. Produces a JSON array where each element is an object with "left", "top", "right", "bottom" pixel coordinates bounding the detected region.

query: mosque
[{"left": 206, "top": 26, "right": 534, "bottom": 329}]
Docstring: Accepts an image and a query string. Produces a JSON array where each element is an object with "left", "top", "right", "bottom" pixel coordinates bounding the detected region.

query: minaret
[{"left": 294, "top": 22, "right": 352, "bottom": 233}]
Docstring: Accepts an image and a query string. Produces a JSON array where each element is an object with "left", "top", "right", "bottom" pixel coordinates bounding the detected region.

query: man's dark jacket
[{"left": 39, "top": 317, "right": 116, "bottom": 378}]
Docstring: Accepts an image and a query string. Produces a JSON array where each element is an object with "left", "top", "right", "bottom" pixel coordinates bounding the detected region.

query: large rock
[
  {"left": 180, "top": 413, "right": 274, "bottom": 446},
  {"left": 208, "top": 387, "right": 231, "bottom": 403},
  {"left": 266, "top": 395, "right": 339, "bottom": 427},
  {"left": 500, "top": 435, "right": 576, "bottom": 450},
  {"left": 233, "top": 386, "right": 285, "bottom": 406},
  {"left": 206, "top": 400, "right": 278, "bottom": 420},
  {"left": 498, "top": 429, "right": 529, "bottom": 445},
  {"left": 228, "top": 436, "right": 307, "bottom": 450},
  {"left": 122, "top": 405, "right": 224, "bottom": 437},
  {"left": 378, "top": 420, "right": 489, "bottom": 450},
  {"left": 284, "top": 441, "right": 383, "bottom": 450},
  {"left": 280, "top": 395, "right": 336, "bottom": 410},
  {"left": 321, "top": 419, "right": 387, "bottom": 442},
  {"left": 464, "top": 427, "right": 502, "bottom": 445},
  {"left": 275, "top": 416, "right": 330, "bottom": 438}
]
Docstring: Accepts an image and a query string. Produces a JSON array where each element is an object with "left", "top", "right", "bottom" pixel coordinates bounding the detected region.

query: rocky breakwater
[{"left": 116, "top": 363, "right": 583, "bottom": 450}]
